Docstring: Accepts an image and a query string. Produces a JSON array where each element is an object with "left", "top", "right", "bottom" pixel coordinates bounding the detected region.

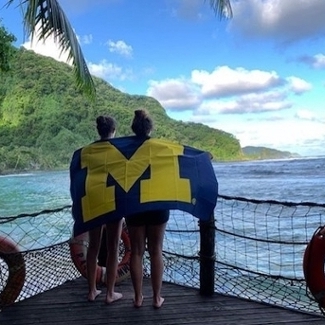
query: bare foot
[
  {"left": 88, "top": 289, "right": 102, "bottom": 302},
  {"left": 153, "top": 296, "right": 164, "bottom": 309},
  {"left": 105, "top": 292, "right": 123, "bottom": 304},
  {"left": 133, "top": 295, "right": 143, "bottom": 308}
]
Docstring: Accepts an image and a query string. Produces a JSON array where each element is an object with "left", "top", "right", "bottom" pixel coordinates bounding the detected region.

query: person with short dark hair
[{"left": 125, "top": 109, "right": 169, "bottom": 309}]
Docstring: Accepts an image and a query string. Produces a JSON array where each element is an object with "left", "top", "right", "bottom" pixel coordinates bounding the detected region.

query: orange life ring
[
  {"left": 69, "top": 221, "right": 131, "bottom": 284},
  {"left": 303, "top": 225, "right": 325, "bottom": 310},
  {"left": 0, "top": 236, "right": 26, "bottom": 308}
]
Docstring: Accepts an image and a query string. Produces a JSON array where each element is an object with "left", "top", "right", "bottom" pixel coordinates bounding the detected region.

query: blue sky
[{"left": 1, "top": 0, "right": 325, "bottom": 157}]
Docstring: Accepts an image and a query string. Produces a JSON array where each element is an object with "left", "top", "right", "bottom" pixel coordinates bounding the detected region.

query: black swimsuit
[{"left": 125, "top": 210, "right": 169, "bottom": 227}]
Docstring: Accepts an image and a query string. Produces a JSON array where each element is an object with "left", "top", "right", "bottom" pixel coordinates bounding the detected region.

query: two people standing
[{"left": 70, "top": 110, "right": 168, "bottom": 308}]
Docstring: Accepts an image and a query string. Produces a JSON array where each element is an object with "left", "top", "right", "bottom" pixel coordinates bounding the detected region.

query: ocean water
[
  {"left": 214, "top": 157, "right": 325, "bottom": 204},
  {"left": 0, "top": 170, "right": 71, "bottom": 217},
  {"left": 1, "top": 157, "right": 324, "bottom": 218},
  {"left": 0, "top": 157, "right": 324, "bottom": 251}
]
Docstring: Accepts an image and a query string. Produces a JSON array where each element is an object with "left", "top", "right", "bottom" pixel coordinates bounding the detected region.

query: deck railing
[{"left": 1, "top": 195, "right": 325, "bottom": 316}]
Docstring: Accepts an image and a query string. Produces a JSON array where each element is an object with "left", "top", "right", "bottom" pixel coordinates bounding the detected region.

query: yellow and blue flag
[{"left": 70, "top": 136, "right": 218, "bottom": 236}]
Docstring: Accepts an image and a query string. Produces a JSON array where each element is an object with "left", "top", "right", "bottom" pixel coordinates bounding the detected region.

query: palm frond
[
  {"left": 5, "top": 0, "right": 233, "bottom": 99},
  {"left": 6, "top": 0, "right": 96, "bottom": 98},
  {"left": 208, "top": 0, "right": 233, "bottom": 19}
]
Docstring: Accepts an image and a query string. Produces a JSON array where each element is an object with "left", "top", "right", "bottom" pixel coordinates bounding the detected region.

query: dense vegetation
[
  {"left": 0, "top": 48, "right": 245, "bottom": 173},
  {"left": 0, "top": 23, "right": 16, "bottom": 73},
  {"left": 242, "top": 146, "right": 300, "bottom": 160}
]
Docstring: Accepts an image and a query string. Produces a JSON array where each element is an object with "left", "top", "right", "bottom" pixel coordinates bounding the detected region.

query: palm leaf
[
  {"left": 5, "top": 0, "right": 233, "bottom": 99},
  {"left": 6, "top": 0, "right": 96, "bottom": 98},
  {"left": 208, "top": 0, "right": 233, "bottom": 19}
]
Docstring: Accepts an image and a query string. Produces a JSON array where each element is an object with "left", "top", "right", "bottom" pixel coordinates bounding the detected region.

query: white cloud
[
  {"left": 196, "top": 91, "right": 291, "bottom": 115},
  {"left": 107, "top": 40, "right": 133, "bottom": 58},
  {"left": 148, "top": 64, "right": 323, "bottom": 156},
  {"left": 312, "top": 54, "right": 325, "bottom": 69},
  {"left": 88, "top": 60, "right": 122, "bottom": 79},
  {"left": 147, "top": 79, "right": 201, "bottom": 111},
  {"left": 297, "top": 53, "right": 325, "bottom": 69},
  {"left": 22, "top": 34, "right": 72, "bottom": 65},
  {"left": 204, "top": 117, "right": 325, "bottom": 156},
  {"left": 230, "top": 0, "right": 325, "bottom": 45},
  {"left": 88, "top": 59, "right": 133, "bottom": 81},
  {"left": 286, "top": 76, "right": 312, "bottom": 95},
  {"left": 22, "top": 25, "right": 92, "bottom": 65},
  {"left": 22, "top": 31, "right": 133, "bottom": 82},
  {"left": 191, "top": 66, "right": 283, "bottom": 98},
  {"left": 147, "top": 66, "right": 293, "bottom": 114},
  {"left": 295, "top": 109, "right": 316, "bottom": 121}
]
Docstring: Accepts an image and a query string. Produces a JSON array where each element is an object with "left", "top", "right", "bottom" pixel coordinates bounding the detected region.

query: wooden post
[{"left": 199, "top": 213, "right": 215, "bottom": 296}]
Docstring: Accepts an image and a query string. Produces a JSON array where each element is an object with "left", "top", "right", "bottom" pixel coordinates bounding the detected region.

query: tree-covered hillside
[
  {"left": 0, "top": 48, "right": 244, "bottom": 173},
  {"left": 242, "top": 146, "right": 300, "bottom": 160}
]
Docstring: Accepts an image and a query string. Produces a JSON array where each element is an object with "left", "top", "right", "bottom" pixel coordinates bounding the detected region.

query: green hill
[
  {"left": 242, "top": 146, "right": 300, "bottom": 160},
  {"left": 0, "top": 48, "right": 244, "bottom": 173}
]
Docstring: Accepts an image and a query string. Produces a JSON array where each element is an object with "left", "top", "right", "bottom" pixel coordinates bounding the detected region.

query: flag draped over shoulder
[{"left": 70, "top": 136, "right": 218, "bottom": 236}]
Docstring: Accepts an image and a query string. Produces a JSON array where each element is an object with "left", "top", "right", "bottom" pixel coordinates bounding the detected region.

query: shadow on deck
[{"left": 1, "top": 277, "right": 324, "bottom": 325}]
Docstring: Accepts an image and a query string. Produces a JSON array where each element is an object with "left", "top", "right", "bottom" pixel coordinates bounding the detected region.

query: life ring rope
[
  {"left": 0, "top": 236, "right": 26, "bottom": 308},
  {"left": 69, "top": 222, "right": 131, "bottom": 284}
]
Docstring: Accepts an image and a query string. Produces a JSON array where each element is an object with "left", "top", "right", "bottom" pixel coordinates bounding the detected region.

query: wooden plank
[{"left": 1, "top": 277, "right": 324, "bottom": 325}]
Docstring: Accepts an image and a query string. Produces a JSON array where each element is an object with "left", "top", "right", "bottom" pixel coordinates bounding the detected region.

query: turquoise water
[
  {"left": 0, "top": 157, "right": 324, "bottom": 251},
  {"left": 0, "top": 170, "right": 71, "bottom": 216},
  {"left": 214, "top": 157, "right": 325, "bottom": 203},
  {"left": 0, "top": 170, "right": 72, "bottom": 250},
  {"left": 1, "top": 157, "right": 323, "bottom": 217}
]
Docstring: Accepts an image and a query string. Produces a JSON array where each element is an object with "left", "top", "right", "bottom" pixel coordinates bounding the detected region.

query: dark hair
[
  {"left": 96, "top": 115, "right": 116, "bottom": 139},
  {"left": 131, "top": 109, "right": 153, "bottom": 137}
]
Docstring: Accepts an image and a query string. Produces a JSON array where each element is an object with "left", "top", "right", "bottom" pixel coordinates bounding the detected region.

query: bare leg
[
  {"left": 86, "top": 227, "right": 102, "bottom": 301},
  {"left": 147, "top": 222, "right": 167, "bottom": 308},
  {"left": 128, "top": 225, "right": 146, "bottom": 307},
  {"left": 105, "top": 219, "right": 123, "bottom": 304}
]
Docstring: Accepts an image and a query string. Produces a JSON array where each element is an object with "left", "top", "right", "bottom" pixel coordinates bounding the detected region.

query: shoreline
[{"left": 2, "top": 156, "right": 322, "bottom": 176}]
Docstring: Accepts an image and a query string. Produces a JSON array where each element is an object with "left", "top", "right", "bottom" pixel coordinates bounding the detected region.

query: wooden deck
[{"left": 1, "top": 277, "right": 324, "bottom": 325}]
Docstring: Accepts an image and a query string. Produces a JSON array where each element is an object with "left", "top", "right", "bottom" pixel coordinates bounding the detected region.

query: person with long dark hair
[
  {"left": 125, "top": 109, "right": 169, "bottom": 309},
  {"left": 86, "top": 115, "right": 123, "bottom": 304}
]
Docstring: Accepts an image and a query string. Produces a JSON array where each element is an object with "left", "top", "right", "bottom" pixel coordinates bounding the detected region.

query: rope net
[{"left": 1, "top": 196, "right": 325, "bottom": 316}]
